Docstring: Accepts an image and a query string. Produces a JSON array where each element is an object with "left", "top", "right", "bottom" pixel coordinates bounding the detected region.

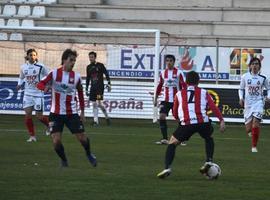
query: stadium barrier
[{"left": 1, "top": 77, "right": 270, "bottom": 123}]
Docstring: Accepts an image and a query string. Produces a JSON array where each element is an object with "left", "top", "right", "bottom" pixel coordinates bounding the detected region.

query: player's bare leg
[
  {"left": 97, "top": 100, "right": 110, "bottom": 125},
  {"left": 24, "top": 107, "right": 36, "bottom": 142},
  {"left": 51, "top": 132, "right": 68, "bottom": 167},
  {"left": 75, "top": 133, "right": 97, "bottom": 167},
  {"left": 92, "top": 101, "right": 99, "bottom": 125}
]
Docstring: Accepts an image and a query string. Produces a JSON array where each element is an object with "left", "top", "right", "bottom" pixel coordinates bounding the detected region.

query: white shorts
[
  {"left": 23, "top": 95, "right": 44, "bottom": 111},
  {"left": 244, "top": 101, "right": 264, "bottom": 124}
]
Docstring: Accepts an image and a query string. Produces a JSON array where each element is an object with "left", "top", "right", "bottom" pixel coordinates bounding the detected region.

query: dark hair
[
  {"left": 249, "top": 57, "right": 261, "bottom": 70},
  {"left": 61, "top": 49, "right": 78, "bottom": 64},
  {"left": 25, "top": 49, "right": 38, "bottom": 61},
  {"left": 165, "top": 54, "right": 175, "bottom": 62},
  {"left": 27, "top": 48, "right": 37, "bottom": 55},
  {"left": 88, "top": 51, "right": 97, "bottom": 57},
  {"left": 186, "top": 71, "right": 200, "bottom": 85}
]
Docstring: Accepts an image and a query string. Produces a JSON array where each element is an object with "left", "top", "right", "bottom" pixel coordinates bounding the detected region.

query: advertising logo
[
  {"left": 230, "top": 48, "right": 263, "bottom": 75},
  {"left": 179, "top": 47, "right": 195, "bottom": 71},
  {"left": 207, "top": 89, "right": 219, "bottom": 115}
]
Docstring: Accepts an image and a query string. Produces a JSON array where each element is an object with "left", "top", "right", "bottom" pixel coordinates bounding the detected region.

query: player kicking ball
[{"left": 157, "top": 71, "right": 225, "bottom": 179}]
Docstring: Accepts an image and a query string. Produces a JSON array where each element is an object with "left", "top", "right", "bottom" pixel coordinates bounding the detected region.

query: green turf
[{"left": 0, "top": 115, "right": 270, "bottom": 200}]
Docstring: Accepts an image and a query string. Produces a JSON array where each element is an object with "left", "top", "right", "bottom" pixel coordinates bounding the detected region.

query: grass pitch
[{"left": 0, "top": 115, "right": 270, "bottom": 200}]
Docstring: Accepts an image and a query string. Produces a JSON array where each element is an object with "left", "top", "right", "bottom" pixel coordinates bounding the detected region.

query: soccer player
[
  {"left": 17, "top": 49, "right": 50, "bottom": 142},
  {"left": 85, "top": 51, "right": 111, "bottom": 126},
  {"left": 238, "top": 57, "right": 270, "bottom": 153},
  {"left": 157, "top": 71, "right": 225, "bottom": 179},
  {"left": 36, "top": 49, "right": 97, "bottom": 167},
  {"left": 153, "top": 54, "right": 186, "bottom": 145}
]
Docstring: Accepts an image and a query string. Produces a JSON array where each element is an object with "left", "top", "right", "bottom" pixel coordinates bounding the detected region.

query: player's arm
[
  {"left": 85, "top": 65, "right": 90, "bottom": 96},
  {"left": 17, "top": 67, "right": 25, "bottom": 90},
  {"left": 102, "top": 63, "right": 111, "bottom": 91},
  {"left": 39, "top": 67, "right": 52, "bottom": 93},
  {"left": 172, "top": 94, "right": 179, "bottom": 120},
  {"left": 76, "top": 77, "right": 85, "bottom": 121},
  {"left": 36, "top": 71, "right": 53, "bottom": 92},
  {"left": 206, "top": 92, "right": 225, "bottom": 132},
  {"left": 263, "top": 77, "right": 270, "bottom": 102},
  {"left": 154, "top": 74, "right": 164, "bottom": 106},
  {"left": 42, "top": 65, "right": 49, "bottom": 77},
  {"left": 238, "top": 75, "right": 245, "bottom": 107}
]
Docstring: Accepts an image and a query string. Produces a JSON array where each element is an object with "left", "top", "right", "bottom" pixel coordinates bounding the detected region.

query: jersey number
[{"left": 187, "top": 90, "right": 195, "bottom": 103}]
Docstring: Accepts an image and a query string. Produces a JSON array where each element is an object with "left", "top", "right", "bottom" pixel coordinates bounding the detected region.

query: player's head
[
  {"left": 26, "top": 49, "right": 38, "bottom": 64},
  {"left": 249, "top": 57, "right": 261, "bottom": 74},
  {"left": 61, "top": 49, "right": 78, "bottom": 71},
  {"left": 186, "top": 71, "right": 200, "bottom": 85},
  {"left": 165, "top": 54, "right": 175, "bottom": 69},
  {"left": 88, "top": 51, "right": 97, "bottom": 63}
]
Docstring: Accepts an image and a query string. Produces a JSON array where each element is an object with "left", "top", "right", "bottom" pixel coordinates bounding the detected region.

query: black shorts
[
  {"left": 49, "top": 113, "right": 85, "bottom": 134},
  {"left": 159, "top": 101, "right": 174, "bottom": 116},
  {"left": 89, "top": 86, "right": 104, "bottom": 101},
  {"left": 173, "top": 122, "right": 214, "bottom": 142}
]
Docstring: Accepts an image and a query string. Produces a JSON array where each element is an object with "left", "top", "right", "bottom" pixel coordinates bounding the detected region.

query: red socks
[
  {"left": 25, "top": 117, "right": 35, "bottom": 136},
  {"left": 25, "top": 116, "right": 49, "bottom": 136},
  {"left": 251, "top": 127, "right": 260, "bottom": 147},
  {"left": 39, "top": 116, "right": 49, "bottom": 127}
]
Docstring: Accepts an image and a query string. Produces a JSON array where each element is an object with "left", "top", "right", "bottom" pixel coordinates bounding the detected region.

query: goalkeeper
[{"left": 86, "top": 51, "right": 111, "bottom": 126}]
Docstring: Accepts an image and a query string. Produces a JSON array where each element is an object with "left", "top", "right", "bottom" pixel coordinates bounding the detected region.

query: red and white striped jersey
[
  {"left": 37, "top": 67, "right": 85, "bottom": 115},
  {"left": 155, "top": 67, "right": 185, "bottom": 103},
  {"left": 173, "top": 85, "right": 223, "bottom": 125}
]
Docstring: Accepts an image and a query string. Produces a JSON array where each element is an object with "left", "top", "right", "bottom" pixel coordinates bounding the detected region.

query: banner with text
[
  {"left": 2, "top": 78, "right": 270, "bottom": 124},
  {"left": 0, "top": 79, "right": 51, "bottom": 114},
  {"left": 106, "top": 45, "right": 270, "bottom": 81}
]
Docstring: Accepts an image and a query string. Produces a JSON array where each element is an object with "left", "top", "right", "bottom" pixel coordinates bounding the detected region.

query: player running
[
  {"left": 238, "top": 57, "right": 270, "bottom": 153},
  {"left": 17, "top": 49, "right": 49, "bottom": 142},
  {"left": 157, "top": 71, "right": 225, "bottom": 179}
]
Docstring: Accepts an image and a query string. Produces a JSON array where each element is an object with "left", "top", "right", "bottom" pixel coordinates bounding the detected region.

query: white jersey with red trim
[
  {"left": 175, "top": 86, "right": 210, "bottom": 125},
  {"left": 239, "top": 72, "right": 270, "bottom": 106},
  {"left": 18, "top": 62, "right": 48, "bottom": 97},
  {"left": 239, "top": 72, "right": 270, "bottom": 122},
  {"left": 158, "top": 67, "right": 185, "bottom": 103},
  {"left": 47, "top": 67, "right": 82, "bottom": 115}
]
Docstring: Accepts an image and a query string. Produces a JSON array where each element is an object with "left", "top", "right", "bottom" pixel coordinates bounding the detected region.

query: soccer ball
[{"left": 206, "top": 163, "right": 221, "bottom": 180}]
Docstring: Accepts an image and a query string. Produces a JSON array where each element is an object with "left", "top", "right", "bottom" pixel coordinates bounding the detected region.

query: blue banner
[{"left": 0, "top": 80, "right": 51, "bottom": 112}]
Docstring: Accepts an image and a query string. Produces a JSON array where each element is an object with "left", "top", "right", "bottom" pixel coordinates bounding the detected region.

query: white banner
[
  {"left": 85, "top": 80, "right": 154, "bottom": 119},
  {"left": 106, "top": 45, "right": 270, "bottom": 81},
  {"left": 2, "top": 77, "right": 270, "bottom": 124}
]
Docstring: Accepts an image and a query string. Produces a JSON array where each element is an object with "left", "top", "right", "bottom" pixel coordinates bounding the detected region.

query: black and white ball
[{"left": 206, "top": 163, "right": 221, "bottom": 180}]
